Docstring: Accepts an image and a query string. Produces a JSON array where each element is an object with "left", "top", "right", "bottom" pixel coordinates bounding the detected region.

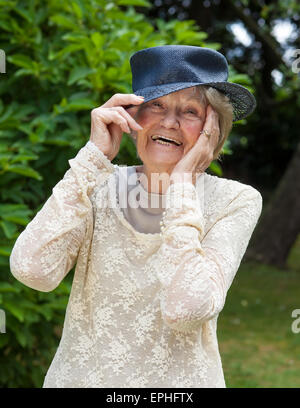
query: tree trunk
[{"left": 245, "top": 140, "right": 300, "bottom": 269}]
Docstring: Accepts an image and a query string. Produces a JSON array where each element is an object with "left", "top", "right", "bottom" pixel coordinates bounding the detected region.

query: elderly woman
[{"left": 9, "top": 45, "right": 262, "bottom": 388}]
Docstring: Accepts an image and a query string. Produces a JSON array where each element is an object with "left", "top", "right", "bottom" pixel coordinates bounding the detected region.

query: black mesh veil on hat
[{"left": 129, "top": 45, "right": 256, "bottom": 122}]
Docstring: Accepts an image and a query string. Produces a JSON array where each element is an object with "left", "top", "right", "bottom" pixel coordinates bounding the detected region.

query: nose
[{"left": 160, "top": 111, "right": 180, "bottom": 129}]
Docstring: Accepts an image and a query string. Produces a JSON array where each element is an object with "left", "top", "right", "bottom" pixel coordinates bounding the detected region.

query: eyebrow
[
  {"left": 153, "top": 94, "right": 201, "bottom": 102},
  {"left": 152, "top": 95, "right": 205, "bottom": 108}
]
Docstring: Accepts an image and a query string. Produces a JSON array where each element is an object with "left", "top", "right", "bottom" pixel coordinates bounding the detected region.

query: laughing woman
[{"left": 10, "top": 45, "right": 262, "bottom": 388}]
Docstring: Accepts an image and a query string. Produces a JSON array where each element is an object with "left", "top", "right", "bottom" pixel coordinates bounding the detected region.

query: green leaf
[
  {"left": 0, "top": 220, "right": 18, "bottom": 239},
  {"left": 229, "top": 73, "right": 253, "bottom": 86},
  {"left": 209, "top": 161, "right": 223, "bottom": 177},
  {"left": 176, "top": 30, "right": 208, "bottom": 42},
  {"left": 48, "top": 44, "right": 84, "bottom": 60},
  {"left": 50, "top": 14, "right": 79, "bottom": 30},
  {"left": 118, "top": 0, "right": 151, "bottom": 6},
  {"left": 0, "top": 204, "right": 32, "bottom": 226},
  {"left": 15, "top": 330, "right": 27, "bottom": 347},
  {"left": 47, "top": 297, "right": 69, "bottom": 310},
  {"left": 61, "top": 32, "right": 89, "bottom": 43},
  {"left": 233, "top": 119, "right": 247, "bottom": 125},
  {"left": 44, "top": 138, "right": 72, "bottom": 146},
  {"left": 71, "top": 2, "right": 83, "bottom": 19},
  {"left": 64, "top": 98, "right": 97, "bottom": 111},
  {"left": 90, "top": 32, "right": 105, "bottom": 48},
  {"left": 0, "top": 247, "right": 11, "bottom": 256},
  {"left": 4, "top": 301, "right": 25, "bottom": 322},
  {"left": 0, "top": 208, "right": 21, "bottom": 225},
  {"left": 10, "top": 153, "right": 39, "bottom": 163},
  {"left": 0, "top": 255, "right": 9, "bottom": 266},
  {"left": 203, "top": 42, "right": 221, "bottom": 50},
  {"left": 14, "top": 7, "right": 33, "bottom": 23},
  {"left": 7, "top": 54, "right": 34, "bottom": 69},
  {"left": 0, "top": 153, "right": 12, "bottom": 161},
  {"left": 6, "top": 164, "right": 43, "bottom": 180},
  {"left": 0, "top": 102, "right": 19, "bottom": 124},
  {"left": 38, "top": 306, "right": 54, "bottom": 321},
  {"left": 0, "top": 282, "right": 20, "bottom": 293},
  {"left": 3, "top": 217, "right": 29, "bottom": 226},
  {"left": 0, "top": 19, "right": 13, "bottom": 32},
  {"left": 67, "top": 66, "right": 95, "bottom": 85}
]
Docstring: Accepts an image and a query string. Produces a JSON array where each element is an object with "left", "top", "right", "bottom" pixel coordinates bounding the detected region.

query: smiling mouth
[{"left": 151, "top": 135, "right": 182, "bottom": 146}]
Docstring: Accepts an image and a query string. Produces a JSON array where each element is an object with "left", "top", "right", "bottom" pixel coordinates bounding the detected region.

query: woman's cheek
[{"left": 185, "top": 121, "right": 203, "bottom": 143}]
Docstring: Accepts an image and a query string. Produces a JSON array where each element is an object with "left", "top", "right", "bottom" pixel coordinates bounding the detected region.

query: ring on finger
[{"left": 200, "top": 129, "right": 211, "bottom": 138}]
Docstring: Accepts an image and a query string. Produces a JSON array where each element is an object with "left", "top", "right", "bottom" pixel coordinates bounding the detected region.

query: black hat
[{"left": 130, "top": 45, "right": 256, "bottom": 122}]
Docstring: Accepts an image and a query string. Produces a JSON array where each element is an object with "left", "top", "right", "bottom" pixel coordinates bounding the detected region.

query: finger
[
  {"left": 97, "top": 109, "right": 131, "bottom": 133},
  {"left": 111, "top": 111, "right": 132, "bottom": 133},
  {"left": 199, "top": 106, "right": 212, "bottom": 139},
  {"left": 209, "top": 108, "right": 220, "bottom": 147},
  {"left": 202, "top": 106, "right": 219, "bottom": 143},
  {"left": 108, "top": 121, "right": 125, "bottom": 144},
  {"left": 113, "top": 106, "right": 143, "bottom": 131},
  {"left": 204, "top": 105, "right": 218, "bottom": 129},
  {"left": 102, "top": 93, "right": 144, "bottom": 108},
  {"left": 206, "top": 103, "right": 213, "bottom": 115}
]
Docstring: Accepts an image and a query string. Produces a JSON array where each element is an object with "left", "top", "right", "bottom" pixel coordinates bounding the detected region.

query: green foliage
[
  {"left": 218, "top": 236, "right": 300, "bottom": 387},
  {"left": 0, "top": 273, "right": 73, "bottom": 387},
  {"left": 0, "top": 0, "right": 233, "bottom": 388}
]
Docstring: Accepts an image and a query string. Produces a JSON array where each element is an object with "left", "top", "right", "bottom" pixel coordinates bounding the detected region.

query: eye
[
  {"left": 185, "top": 109, "right": 197, "bottom": 115},
  {"left": 152, "top": 101, "right": 163, "bottom": 107}
]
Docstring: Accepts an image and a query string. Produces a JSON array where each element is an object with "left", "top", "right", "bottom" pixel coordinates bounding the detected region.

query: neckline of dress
[
  {"left": 108, "top": 166, "right": 163, "bottom": 241},
  {"left": 108, "top": 164, "right": 206, "bottom": 242},
  {"left": 135, "top": 167, "right": 167, "bottom": 197}
]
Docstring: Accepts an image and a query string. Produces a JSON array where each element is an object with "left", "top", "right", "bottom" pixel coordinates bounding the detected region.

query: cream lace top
[{"left": 9, "top": 140, "right": 263, "bottom": 388}]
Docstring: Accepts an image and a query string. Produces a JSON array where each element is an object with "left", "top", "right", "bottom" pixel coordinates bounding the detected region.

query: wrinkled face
[{"left": 132, "top": 87, "right": 207, "bottom": 172}]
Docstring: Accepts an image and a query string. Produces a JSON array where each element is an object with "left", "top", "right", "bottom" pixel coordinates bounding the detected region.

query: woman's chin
[
  {"left": 148, "top": 152, "right": 182, "bottom": 166},
  {"left": 147, "top": 141, "right": 183, "bottom": 159}
]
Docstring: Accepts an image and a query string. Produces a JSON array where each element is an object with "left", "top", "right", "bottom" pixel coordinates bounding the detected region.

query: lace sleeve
[
  {"left": 156, "top": 181, "right": 263, "bottom": 333},
  {"left": 9, "top": 141, "right": 115, "bottom": 292}
]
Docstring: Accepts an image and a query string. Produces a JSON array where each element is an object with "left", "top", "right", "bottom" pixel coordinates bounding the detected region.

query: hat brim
[{"left": 133, "top": 81, "right": 256, "bottom": 122}]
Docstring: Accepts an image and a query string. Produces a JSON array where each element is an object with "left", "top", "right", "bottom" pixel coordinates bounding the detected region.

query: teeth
[
  {"left": 151, "top": 135, "right": 182, "bottom": 145},
  {"left": 156, "top": 140, "right": 173, "bottom": 146}
]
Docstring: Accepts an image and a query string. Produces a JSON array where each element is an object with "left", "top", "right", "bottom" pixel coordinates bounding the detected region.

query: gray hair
[
  {"left": 129, "top": 85, "right": 234, "bottom": 162},
  {"left": 193, "top": 85, "right": 234, "bottom": 162}
]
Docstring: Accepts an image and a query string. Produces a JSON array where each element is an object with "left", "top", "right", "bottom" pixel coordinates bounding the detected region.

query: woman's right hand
[{"left": 89, "top": 93, "right": 144, "bottom": 161}]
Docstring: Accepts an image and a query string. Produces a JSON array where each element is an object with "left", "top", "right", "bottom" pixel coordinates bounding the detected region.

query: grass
[{"left": 217, "top": 234, "right": 300, "bottom": 388}]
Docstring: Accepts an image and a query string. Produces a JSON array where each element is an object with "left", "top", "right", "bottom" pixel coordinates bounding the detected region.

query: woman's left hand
[{"left": 170, "top": 104, "right": 220, "bottom": 185}]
